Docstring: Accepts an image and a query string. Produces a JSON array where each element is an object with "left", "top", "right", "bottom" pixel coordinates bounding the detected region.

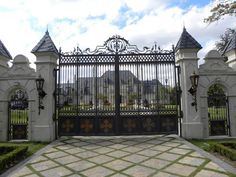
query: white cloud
[{"left": 0, "top": 0, "right": 235, "bottom": 68}]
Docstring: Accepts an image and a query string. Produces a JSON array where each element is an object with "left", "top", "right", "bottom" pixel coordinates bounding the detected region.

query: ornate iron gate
[
  {"left": 208, "top": 94, "right": 230, "bottom": 136},
  {"left": 56, "top": 35, "right": 180, "bottom": 136},
  {"left": 8, "top": 89, "right": 28, "bottom": 140}
]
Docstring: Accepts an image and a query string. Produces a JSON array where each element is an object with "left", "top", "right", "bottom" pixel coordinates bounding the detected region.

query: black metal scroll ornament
[{"left": 60, "top": 35, "right": 173, "bottom": 55}]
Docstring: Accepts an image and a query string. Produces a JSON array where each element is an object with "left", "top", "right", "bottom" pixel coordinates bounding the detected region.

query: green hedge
[
  {"left": 0, "top": 145, "right": 28, "bottom": 171},
  {"left": 211, "top": 142, "right": 236, "bottom": 161},
  {"left": 0, "top": 146, "right": 16, "bottom": 155}
]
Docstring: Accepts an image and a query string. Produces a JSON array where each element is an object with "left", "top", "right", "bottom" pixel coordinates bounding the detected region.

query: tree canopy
[{"left": 204, "top": 0, "right": 236, "bottom": 23}]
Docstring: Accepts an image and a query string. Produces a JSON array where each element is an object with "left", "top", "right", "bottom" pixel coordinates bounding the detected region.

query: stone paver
[
  {"left": 66, "top": 160, "right": 96, "bottom": 171},
  {"left": 178, "top": 156, "right": 206, "bottom": 166},
  {"left": 54, "top": 155, "right": 80, "bottom": 164},
  {"left": 152, "top": 171, "right": 180, "bottom": 177},
  {"left": 40, "top": 166, "right": 73, "bottom": 176},
  {"left": 194, "top": 169, "right": 229, "bottom": 177},
  {"left": 103, "top": 159, "right": 133, "bottom": 171},
  {"left": 122, "top": 154, "right": 149, "bottom": 163},
  {"left": 5, "top": 135, "right": 236, "bottom": 177},
  {"left": 30, "top": 160, "right": 59, "bottom": 171},
  {"left": 88, "top": 154, "right": 114, "bottom": 164},
  {"left": 163, "top": 163, "right": 196, "bottom": 176},
  {"left": 205, "top": 161, "right": 227, "bottom": 172},
  {"left": 80, "top": 166, "right": 114, "bottom": 177},
  {"left": 141, "top": 158, "right": 171, "bottom": 169},
  {"left": 168, "top": 148, "right": 192, "bottom": 155},
  {"left": 107, "top": 150, "right": 130, "bottom": 158},
  {"left": 156, "top": 152, "right": 181, "bottom": 161},
  {"left": 123, "top": 165, "right": 156, "bottom": 177}
]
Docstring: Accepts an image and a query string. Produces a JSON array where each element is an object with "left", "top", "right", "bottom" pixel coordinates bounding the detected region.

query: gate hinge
[
  {"left": 179, "top": 111, "right": 183, "bottom": 118},
  {"left": 53, "top": 68, "right": 58, "bottom": 77},
  {"left": 226, "top": 97, "right": 229, "bottom": 103},
  {"left": 176, "top": 65, "right": 181, "bottom": 73}
]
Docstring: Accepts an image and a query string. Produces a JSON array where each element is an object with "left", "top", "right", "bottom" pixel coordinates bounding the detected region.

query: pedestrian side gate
[
  {"left": 8, "top": 89, "right": 28, "bottom": 140},
  {"left": 56, "top": 35, "right": 181, "bottom": 136}
]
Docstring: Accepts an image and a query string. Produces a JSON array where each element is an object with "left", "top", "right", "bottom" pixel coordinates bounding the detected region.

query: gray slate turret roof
[
  {"left": 31, "top": 31, "right": 58, "bottom": 54},
  {"left": 223, "top": 32, "right": 236, "bottom": 54},
  {"left": 175, "top": 27, "right": 202, "bottom": 50},
  {"left": 0, "top": 40, "right": 12, "bottom": 59}
]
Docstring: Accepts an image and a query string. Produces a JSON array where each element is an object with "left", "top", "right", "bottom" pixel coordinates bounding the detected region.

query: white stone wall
[
  {"left": 0, "top": 54, "right": 37, "bottom": 141},
  {"left": 199, "top": 50, "right": 236, "bottom": 137},
  {"left": 176, "top": 48, "right": 204, "bottom": 139}
]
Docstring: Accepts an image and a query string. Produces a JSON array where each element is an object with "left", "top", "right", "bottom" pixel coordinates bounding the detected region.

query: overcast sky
[{"left": 0, "top": 0, "right": 235, "bottom": 66}]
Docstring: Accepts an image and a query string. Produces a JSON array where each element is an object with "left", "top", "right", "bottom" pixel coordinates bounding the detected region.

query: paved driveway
[{"left": 4, "top": 135, "right": 236, "bottom": 177}]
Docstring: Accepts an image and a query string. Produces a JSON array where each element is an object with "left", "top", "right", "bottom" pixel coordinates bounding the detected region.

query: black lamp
[
  {"left": 188, "top": 71, "right": 199, "bottom": 111},
  {"left": 35, "top": 75, "right": 47, "bottom": 114}
]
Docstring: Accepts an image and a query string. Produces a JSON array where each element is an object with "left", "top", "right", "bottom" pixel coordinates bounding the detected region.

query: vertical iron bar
[
  {"left": 115, "top": 54, "right": 120, "bottom": 134},
  {"left": 54, "top": 68, "right": 58, "bottom": 139},
  {"left": 227, "top": 96, "right": 231, "bottom": 136},
  {"left": 176, "top": 65, "right": 182, "bottom": 137},
  {"left": 8, "top": 102, "right": 10, "bottom": 140}
]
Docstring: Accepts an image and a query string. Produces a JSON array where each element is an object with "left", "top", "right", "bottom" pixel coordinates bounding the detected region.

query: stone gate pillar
[
  {"left": 0, "top": 40, "right": 12, "bottom": 141},
  {"left": 175, "top": 27, "right": 203, "bottom": 139},
  {"left": 32, "top": 31, "right": 58, "bottom": 141}
]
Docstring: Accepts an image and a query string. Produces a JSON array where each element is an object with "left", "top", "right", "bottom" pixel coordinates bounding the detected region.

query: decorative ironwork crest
[
  {"left": 62, "top": 119, "right": 74, "bottom": 133},
  {"left": 81, "top": 119, "right": 93, "bottom": 133},
  {"left": 143, "top": 118, "right": 155, "bottom": 131},
  {"left": 60, "top": 35, "right": 173, "bottom": 55},
  {"left": 124, "top": 119, "right": 136, "bottom": 132},
  {"left": 100, "top": 119, "right": 112, "bottom": 133}
]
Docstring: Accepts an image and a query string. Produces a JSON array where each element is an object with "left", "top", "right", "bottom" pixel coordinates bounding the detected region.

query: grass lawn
[
  {"left": 0, "top": 142, "right": 48, "bottom": 174},
  {"left": 189, "top": 139, "right": 236, "bottom": 169}
]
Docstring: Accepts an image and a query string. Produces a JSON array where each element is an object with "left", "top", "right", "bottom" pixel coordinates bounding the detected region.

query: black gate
[
  {"left": 8, "top": 89, "right": 28, "bottom": 140},
  {"left": 56, "top": 35, "right": 180, "bottom": 136},
  {"left": 208, "top": 94, "right": 230, "bottom": 136}
]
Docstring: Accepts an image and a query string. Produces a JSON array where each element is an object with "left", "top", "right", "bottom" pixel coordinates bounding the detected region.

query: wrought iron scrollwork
[{"left": 59, "top": 35, "right": 174, "bottom": 55}]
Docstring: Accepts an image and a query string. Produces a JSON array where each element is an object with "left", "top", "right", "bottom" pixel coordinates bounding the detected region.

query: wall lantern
[
  {"left": 35, "top": 75, "right": 47, "bottom": 114},
  {"left": 188, "top": 71, "right": 199, "bottom": 111}
]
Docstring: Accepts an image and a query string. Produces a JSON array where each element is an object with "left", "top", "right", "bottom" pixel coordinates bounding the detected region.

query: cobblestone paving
[{"left": 5, "top": 135, "right": 236, "bottom": 177}]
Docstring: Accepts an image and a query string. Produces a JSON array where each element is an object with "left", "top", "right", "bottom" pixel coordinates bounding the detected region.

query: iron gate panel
[
  {"left": 57, "top": 35, "right": 180, "bottom": 136},
  {"left": 8, "top": 89, "right": 28, "bottom": 140},
  {"left": 208, "top": 94, "right": 229, "bottom": 136}
]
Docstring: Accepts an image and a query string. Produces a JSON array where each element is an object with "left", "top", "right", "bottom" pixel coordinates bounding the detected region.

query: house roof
[
  {"left": 31, "top": 30, "right": 58, "bottom": 54},
  {"left": 223, "top": 32, "right": 236, "bottom": 54},
  {"left": 175, "top": 27, "right": 202, "bottom": 50},
  {"left": 0, "top": 40, "right": 12, "bottom": 59}
]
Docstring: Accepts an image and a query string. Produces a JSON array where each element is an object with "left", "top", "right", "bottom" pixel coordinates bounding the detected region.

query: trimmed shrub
[
  {"left": 0, "top": 145, "right": 28, "bottom": 171},
  {"left": 211, "top": 142, "right": 236, "bottom": 161}
]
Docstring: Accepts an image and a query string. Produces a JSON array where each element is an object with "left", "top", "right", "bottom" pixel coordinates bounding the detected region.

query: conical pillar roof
[
  {"left": 0, "top": 40, "right": 12, "bottom": 59},
  {"left": 31, "top": 30, "right": 58, "bottom": 54},
  {"left": 176, "top": 27, "right": 202, "bottom": 50}
]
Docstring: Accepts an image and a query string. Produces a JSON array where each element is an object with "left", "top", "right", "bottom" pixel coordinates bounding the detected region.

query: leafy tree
[
  {"left": 215, "top": 28, "right": 235, "bottom": 54},
  {"left": 207, "top": 84, "right": 226, "bottom": 107},
  {"left": 204, "top": 0, "right": 236, "bottom": 23}
]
